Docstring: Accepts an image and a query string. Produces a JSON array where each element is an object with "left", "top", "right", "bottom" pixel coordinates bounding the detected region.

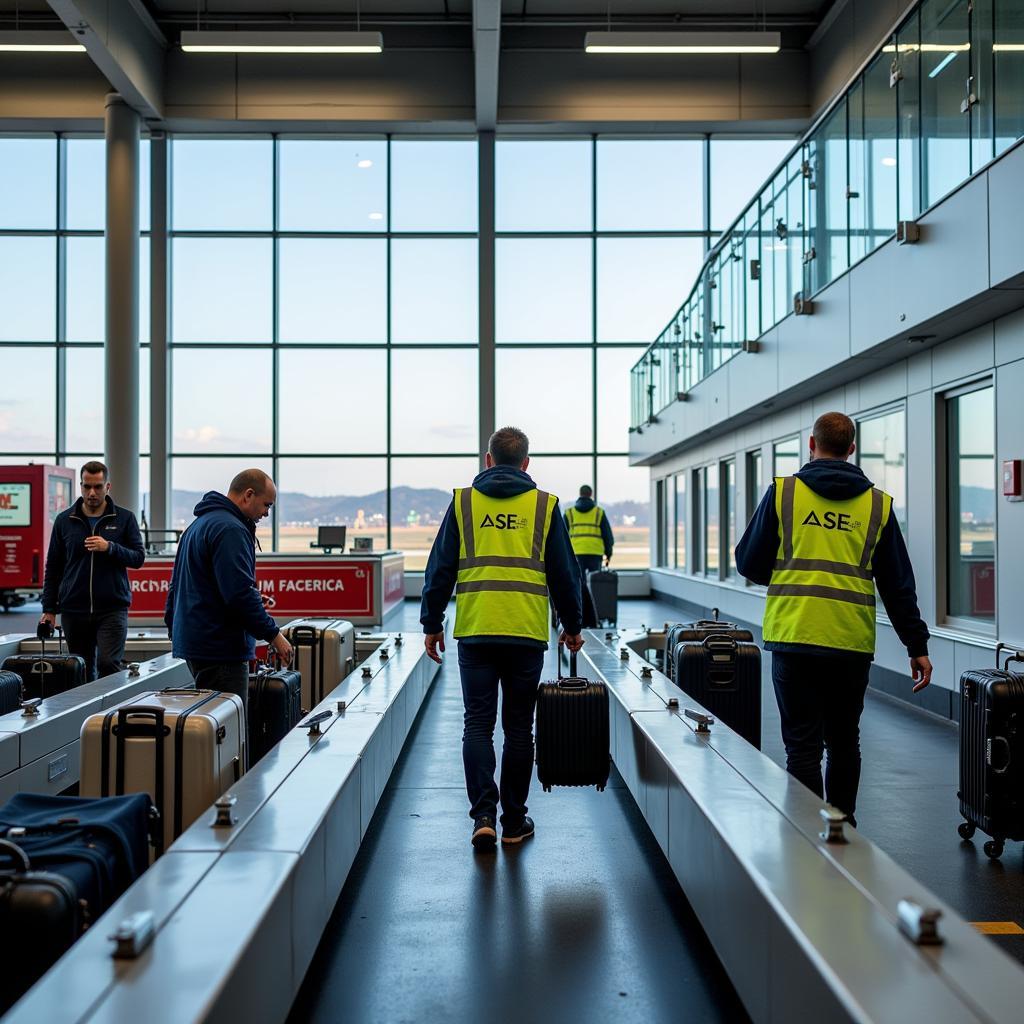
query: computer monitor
[{"left": 312, "top": 525, "right": 347, "bottom": 552}]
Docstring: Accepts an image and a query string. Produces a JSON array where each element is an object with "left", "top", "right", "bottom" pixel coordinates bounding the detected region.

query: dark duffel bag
[
  {"left": 666, "top": 609, "right": 753, "bottom": 682},
  {"left": 957, "top": 645, "right": 1024, "bottom": 860},
  {"left": 586, "top": 569, "right": 618, "bottom": 627},
  {"left": 674, "top": 635, "right": 762, "bottom": 749},
  {"left": 0, "top": 670, "right": 22, "bottom": 715},
  {"left": 0, "top": 838, "right": 82, "bottom": 1013},
  {"left": 2, "top": 628, "right": 87, "bottom": 701},
  {"left": 536, "top": 649, "right": 610, "bottom": 792},
  {"left": 248, "top": 662, "right": 303, "bottom": 767}
]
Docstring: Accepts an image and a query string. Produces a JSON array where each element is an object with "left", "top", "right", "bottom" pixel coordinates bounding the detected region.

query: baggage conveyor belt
[{"left": 290, "top": 644, "right": 749, "bottom": 1024}]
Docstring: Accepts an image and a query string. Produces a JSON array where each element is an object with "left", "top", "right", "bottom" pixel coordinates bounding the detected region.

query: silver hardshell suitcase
[
  {"left": 79, "top": 688, "right": 244, "bottom": 854},
  {"left": 281, "top": 618, "right": 356, "bottom": 712}
]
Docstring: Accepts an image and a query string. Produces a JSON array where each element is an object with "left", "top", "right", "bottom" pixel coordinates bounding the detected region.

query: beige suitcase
[
  {"left": 282, "top": 618, "right": 356, "bottom": 712},
  {"left": 80, "top": 688, "right": 245, "bottom": 853}
]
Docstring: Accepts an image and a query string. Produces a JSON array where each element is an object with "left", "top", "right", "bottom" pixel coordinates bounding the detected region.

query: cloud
[{"left": 180, "top": 425, "right": 221, "bottom": 444}]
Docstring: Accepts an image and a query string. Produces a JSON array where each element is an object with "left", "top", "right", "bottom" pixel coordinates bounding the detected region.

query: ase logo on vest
[
  {"left": 479, "top": 513, "right": 529, "bottom": 531},
  {"left": 801, "top": 510, "right": 861, "bottom": 532}
]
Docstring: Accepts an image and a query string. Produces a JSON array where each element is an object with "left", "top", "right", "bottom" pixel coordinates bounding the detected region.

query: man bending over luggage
[
  {"left": 40, "top": 461, "right": 146, "bottom": 681},
  {"left": 736, "top": 412, "right": 932, "bottom": 826},
  {"left": 421, "top": 427, "right": 585, "bottom": 851},
  {"left": 165, "top": 469, "right": 293, "bottom": 721}
]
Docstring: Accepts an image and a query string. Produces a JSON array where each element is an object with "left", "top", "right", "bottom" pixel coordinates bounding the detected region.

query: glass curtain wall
[
  {"left": 0, "top": 135, "right": 151, "bottom": 511},
  {"left": 632, "top": 0, "right": 1024, "bottom": 426},
  {"left": 168, "top": 137, "right": 478, "bottom": 566},
  {"left": 497, "top": 138, "right": 727, "bottom": 570}
]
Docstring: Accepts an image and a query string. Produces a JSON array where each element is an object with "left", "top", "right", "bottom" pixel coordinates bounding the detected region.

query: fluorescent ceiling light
[
  {"left": 882, "top": 43, "right": 970, "bottom": 53},
  {"left": 180, "top": 31, "right": 383, "bottom": 54},
  {"left": 928, "top": 52, "right": 959, "bottom": 78},
  {"left": 357, "top": 159, "right": 373, "bottom": 168},
  {"left": 584, "top": 31, "right": 780, "bottom": 54},
  {"left": 0, "top": 30, "right": 86, "bottom": 52},
  {"left": 881, "top": 156, "right": 897, "bottom": 167},
  {"left": 993, "top": 43, "right": 1024, "bottom": 52}
]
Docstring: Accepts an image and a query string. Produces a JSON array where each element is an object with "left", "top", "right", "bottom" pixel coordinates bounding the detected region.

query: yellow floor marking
[{"left": 971, "top": 922, "right": 1024, "bottom": 935}]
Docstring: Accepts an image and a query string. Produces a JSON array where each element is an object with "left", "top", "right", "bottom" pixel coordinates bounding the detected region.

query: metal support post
[
  {"left": 104, "top": 94, "right": 140, "bottom": 513},
  {"left": 478, "top": 131, "right": 496, "bottom": 465},
  {"left": 149, "top": 134, "right": 169, "bottom": 533}
]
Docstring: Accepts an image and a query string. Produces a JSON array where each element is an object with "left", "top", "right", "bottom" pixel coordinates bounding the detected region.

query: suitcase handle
[
  {"left": 557, "top": 647, "right": 579, "bottom": 681},
  {"left": 996, "top": 642, "right": 1024, "bottom": 672},
  {"left": 0, "top": 837, "right": 30, "bottom": 873},
  {"left": 289, "top": 626, "right": 319, "bottom": 646},
  {"left": 988, "top": 736, "right": 1012, "bottom": 774}
]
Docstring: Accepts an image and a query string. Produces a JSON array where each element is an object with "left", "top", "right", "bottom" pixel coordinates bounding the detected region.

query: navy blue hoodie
[
  {"left": 164, "top": 492, "right": 280, "bottom": 662},
  {"left": 564, "top": 497, "right": 615, "bottom": 560},
  {"left": 42, "top": 496, "right": 145, "bottom": 614},
  {"left": 420, "top": 466, "right": 583, "bottom": 646},
  {"left": 735, "top": 459, "right": 930, "bottom": 659}
]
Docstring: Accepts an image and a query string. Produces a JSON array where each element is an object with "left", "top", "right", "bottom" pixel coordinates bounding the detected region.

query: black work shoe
[
  {"left": 501, "top": 816, "right": 535, "bottom": 845},
  {"left": 471, "top": 816, "right": 497, "bottom": 850}
]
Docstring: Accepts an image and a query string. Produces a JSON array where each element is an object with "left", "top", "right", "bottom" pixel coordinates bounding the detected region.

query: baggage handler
[
  {"left": 165, "top": 469, "right": 292, "bottom": 720},
  {"left": 421, "top": 427, "right": 585, "bottom": 851},
  {"left": 736, "top": 412, "right": 932, "bottom": 826},
  {"left": 564, "top": 484, "right": 614, "bottom": 574},
  {"left": 40, "top": 461, "right": 146, "bottom": 681}
]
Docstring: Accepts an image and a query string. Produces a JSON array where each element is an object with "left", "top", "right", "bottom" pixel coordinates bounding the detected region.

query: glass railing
[{"left": 630, "top": 0, "right": 1024, "bottom": 429}]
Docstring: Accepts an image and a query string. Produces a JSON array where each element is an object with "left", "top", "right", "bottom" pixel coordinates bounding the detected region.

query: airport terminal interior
[{"left": 1, "top": 1, "right": 1024, "bottom": 1021}]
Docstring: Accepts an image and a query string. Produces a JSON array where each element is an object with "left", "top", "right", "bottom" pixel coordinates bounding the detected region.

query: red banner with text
[{"left": 128, "top": 558, "right": 377, "bottom": 621}]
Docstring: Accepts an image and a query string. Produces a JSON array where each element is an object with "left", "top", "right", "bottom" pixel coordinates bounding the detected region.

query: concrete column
[
  {"left": 478, "top": 131, "right": 496, "bottom": 466},
  {"left": 149, "top": 134, "right": 170, "bottom": 534},
  {"left": 104, "top": 93, "right": 140, "bottom": 514}
]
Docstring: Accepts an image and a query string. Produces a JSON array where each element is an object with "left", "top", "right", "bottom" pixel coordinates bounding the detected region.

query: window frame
[{"left": 939, "top": 378, "right": 997, "bottom": 635}]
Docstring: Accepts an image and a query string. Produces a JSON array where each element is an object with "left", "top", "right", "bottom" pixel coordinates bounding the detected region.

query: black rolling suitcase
[
  {"left": 666, "top": 609, "right": 753, "bottom": 682},
  {"left": 0, "top": 838, "right": 81, "bottom": 1013},
  {"left": 248, "top": 661, "right": 303, "bottom": 767},
  {"left": 956, "top": 645, "right": 1024, "bottom": 860},
  {"left": 535, "top": 649, "right": 610, "bottom": 792},
  {"left": 586, "top": 569, "right": 618, "bottom": 627},
  {"left": 674, "top": 635, "right": 762, "bottom": 748},
  {"left": 0, "top": 670, "right": 22, "bottom": 715},
  {"left": 1, "top": 627, "right": 87, "bottom": 700},
  {"left": 0, "top": 791, "right": 153, "bottom": 1012}
]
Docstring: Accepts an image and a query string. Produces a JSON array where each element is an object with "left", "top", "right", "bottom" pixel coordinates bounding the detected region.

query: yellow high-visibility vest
[
  {"left": 452, "top": 486, "right": 558, "bottom": 643},
  {"left": 762, "top": 476, "right": 892, "bottom": 654},
  {"left": 566, "top": 505, "right": 605, "bottom": 558}
]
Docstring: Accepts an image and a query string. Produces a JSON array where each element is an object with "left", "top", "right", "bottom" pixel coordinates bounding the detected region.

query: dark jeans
[
  {"left": 458, "top": 641, "right": 545, "bottom": 828},
  {"left": 186, "top": 659, "right": 249, "bottom": 722},
  {"left": 576, "top": 554, "right": 603, "bottom": 574},
  {"left": 771, "top": 652, "right": 871, "bottom": 823},
  {"left": 60, "top": 609, "right": 128, "bottom": 682}
]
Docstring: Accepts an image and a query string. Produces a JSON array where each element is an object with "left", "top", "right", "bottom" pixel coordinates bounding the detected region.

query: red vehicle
[{"left": 0, "top": 464, "right": 76, "bottom": 612}]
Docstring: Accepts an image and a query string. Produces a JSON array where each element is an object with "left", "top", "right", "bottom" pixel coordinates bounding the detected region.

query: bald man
[{"left": 165, "top": 469, "right": 292, "bottom": 715}]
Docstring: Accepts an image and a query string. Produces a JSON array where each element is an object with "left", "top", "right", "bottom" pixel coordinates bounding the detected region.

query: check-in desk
[{"left": 126, "top": 552, "right": 405, "bottom": 627}]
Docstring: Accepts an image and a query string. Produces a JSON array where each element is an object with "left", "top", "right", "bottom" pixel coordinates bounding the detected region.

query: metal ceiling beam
[
  {"left": 46, "top": 0, "right": 165, "bottom": 120},
  {"left": 473, "top": 0, "right": 500, "bottom": 131}
]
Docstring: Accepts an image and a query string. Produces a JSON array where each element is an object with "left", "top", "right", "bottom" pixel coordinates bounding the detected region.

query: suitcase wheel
[
  {"left": 957, "top": 821, "right": 976, "bottom": 841},
  {"left": 983, "top": 839, "right": 1004, "bottom": 860}
]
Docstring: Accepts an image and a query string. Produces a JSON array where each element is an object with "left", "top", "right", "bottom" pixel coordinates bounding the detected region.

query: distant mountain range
[{"left": 169, "top": 487, "right": 650, "bottom": 528}]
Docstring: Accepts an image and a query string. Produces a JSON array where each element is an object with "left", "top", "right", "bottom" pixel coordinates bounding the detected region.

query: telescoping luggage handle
[
  {"left": 996, "top": 642, "right": 1024, "bottom": 672},
  {"left": 556, "top": 645, "right": 587, "bottom": 689}
]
